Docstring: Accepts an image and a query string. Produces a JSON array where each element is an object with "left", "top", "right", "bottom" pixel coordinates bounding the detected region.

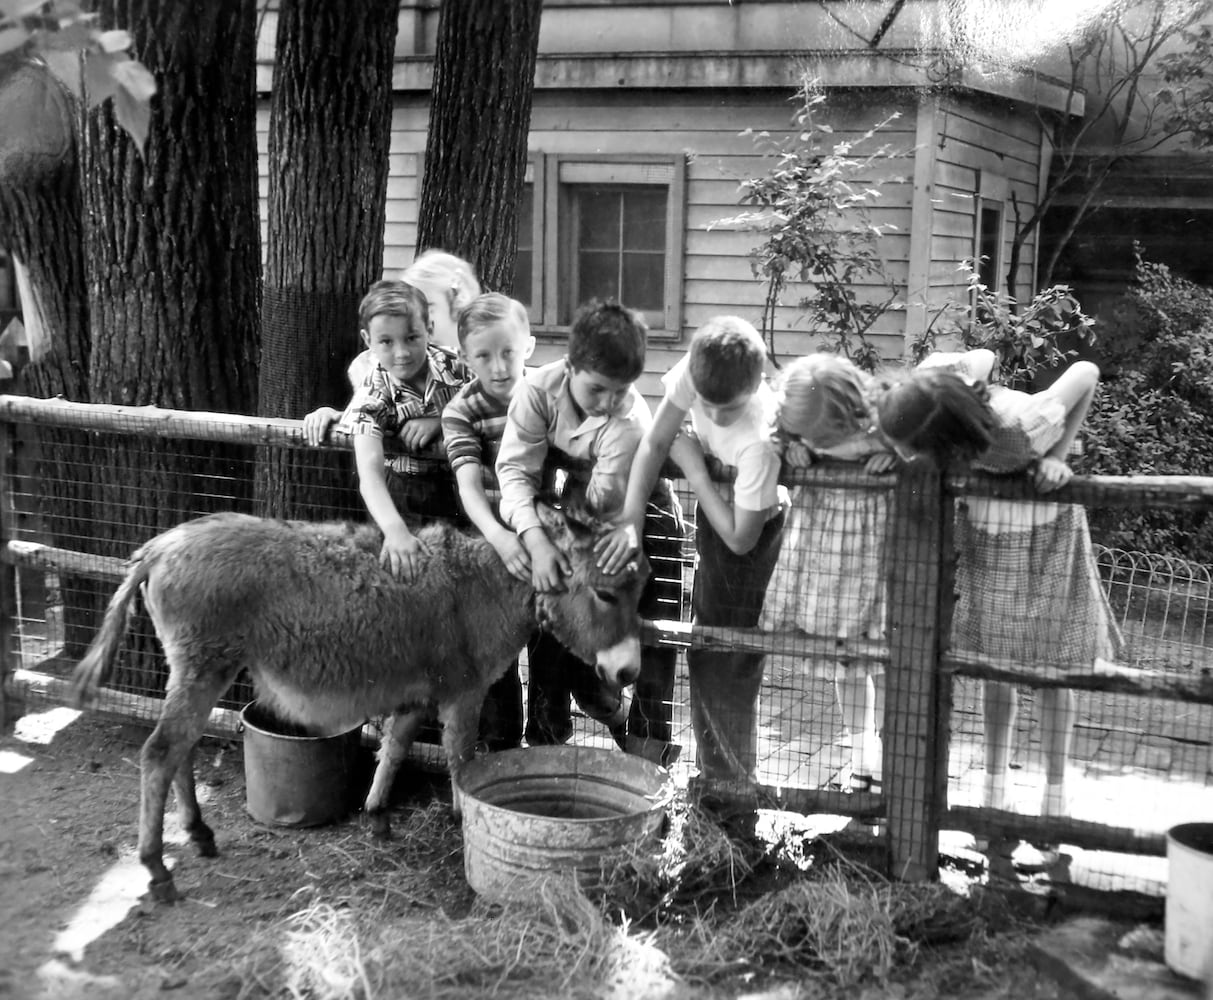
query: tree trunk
[
  {"left": 256, "top": 0, "right": 399, "bottom": 519},
  {"left": 0, "top": 62, "right": 104, "bottom": 658},
  {"left": 416, "top": 0, "right": 542, "bottom": 292},
  {"left": 80, "top": 0, "right": 261, "bottom": 688},
  {"left": 0, "top": 64, "right": 88, "bottom": 401},
  {"left": 83, "top": 0, "right": 260, "bottom": 413}
]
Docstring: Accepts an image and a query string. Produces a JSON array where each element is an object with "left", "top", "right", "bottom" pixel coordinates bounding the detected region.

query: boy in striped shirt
[{"left": 441, "top": 292, "right": 536, "bottom": 749}]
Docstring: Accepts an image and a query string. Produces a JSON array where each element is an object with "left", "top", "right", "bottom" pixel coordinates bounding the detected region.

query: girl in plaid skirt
[
  {"left": 759, "top": 354, "right": 899, "bottom": 788},
  {"left": 879, "top": 350, "right": 1122, "bottom": 817}
]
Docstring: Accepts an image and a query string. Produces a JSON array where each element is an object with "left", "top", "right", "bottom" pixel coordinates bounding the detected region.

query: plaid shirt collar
[{"left": 378, "top": 345, "right": 465, "bottom": 411}]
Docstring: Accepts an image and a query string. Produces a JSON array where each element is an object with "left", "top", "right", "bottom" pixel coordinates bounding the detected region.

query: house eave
[{"left": 256, "top": 51, "right": 1079, "bottom": 115}]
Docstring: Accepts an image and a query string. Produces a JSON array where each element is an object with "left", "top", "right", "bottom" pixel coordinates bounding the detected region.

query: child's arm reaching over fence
[{"left": 351, "top": 434, "right": 425, "bottom": 581}]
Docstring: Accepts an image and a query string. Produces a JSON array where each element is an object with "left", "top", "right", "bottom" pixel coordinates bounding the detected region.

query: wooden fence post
[{"left": 884, "top": 462, "right": 954, "bottom": 881}]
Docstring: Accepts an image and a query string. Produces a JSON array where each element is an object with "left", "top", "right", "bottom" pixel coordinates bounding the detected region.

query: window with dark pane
[
  {"left": 977, "top": 202, "right": 1003, "bottom": 292},
  {"left": 511, "top": 183, "right": 534, "bottom": 307},
  {"left": 568, "top": 185, "right": 666, "bottom": 320}
]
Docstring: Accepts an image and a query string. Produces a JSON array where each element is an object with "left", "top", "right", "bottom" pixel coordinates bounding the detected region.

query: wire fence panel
[{"left": 5, "top": 395, "right": 1213, "bottom": 880}]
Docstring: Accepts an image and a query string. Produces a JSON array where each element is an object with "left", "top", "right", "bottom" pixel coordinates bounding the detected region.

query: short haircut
[
  {"left": 358, "top": 279, "right": 429, "bottom": 334},
  {"left": 457, "top": 292, "right": 530, "bottom": 347},
  {"left": 566, "top": 299, "right": 647, "bottom": 381},
  {"left": 777, "top": 353, "right": 871, "bottom": 449},
  {"left": 688, "top": 316, "right": 766, "bottom": 404},
  {"left": 877, "top": 370, "right": 997, "bottom": 466},
  {"left": 401, "top": 250, "right": 481, "bottom": 318}
]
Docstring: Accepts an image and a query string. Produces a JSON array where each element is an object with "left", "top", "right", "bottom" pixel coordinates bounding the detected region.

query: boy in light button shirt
[{"left": 497, "top": 299, "right": 682, "bottom": 766}]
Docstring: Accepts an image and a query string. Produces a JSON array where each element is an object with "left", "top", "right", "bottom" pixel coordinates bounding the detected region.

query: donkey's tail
[{"left": 69, "top": 547, "right": 155, "bottom": 710}]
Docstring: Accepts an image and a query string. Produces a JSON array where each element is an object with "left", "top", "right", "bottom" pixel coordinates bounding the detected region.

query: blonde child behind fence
[{"left": 758, "top": 353, "right": 898, "bottom": 789}]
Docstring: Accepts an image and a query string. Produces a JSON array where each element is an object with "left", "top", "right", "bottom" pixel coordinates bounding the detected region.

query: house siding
[
  {"left": 923, "top": 94, "right": 1044, "bottom": 315},
  {"left": 250, "top": 3, "right": 1061, "bottom": 404},
  {"left": 257, "top": 82, "right": 1043, "bottom": 403},
  {"left": 366, "top": 89, "right": 918, "bottom": 398}
]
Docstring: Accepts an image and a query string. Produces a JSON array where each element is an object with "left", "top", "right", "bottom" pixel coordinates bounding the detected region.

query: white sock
[
  {"left": 854, "top": 733, "right": 883, "bottom": 779},
  {"left": 1042, "top": 780, "right": 1068, "bottom": 817},
  {"left": 984, "top": 771, "right": 1008, "bottom": 810}
]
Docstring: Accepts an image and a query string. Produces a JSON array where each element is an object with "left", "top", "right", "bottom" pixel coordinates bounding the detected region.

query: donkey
[{"left": 70, "top": 504, "right": 649, "bottom": 902}]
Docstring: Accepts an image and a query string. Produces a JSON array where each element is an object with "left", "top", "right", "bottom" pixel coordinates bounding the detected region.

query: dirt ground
[{"left": 0, "top": 710, "right": 1077, "bottom": 1000}]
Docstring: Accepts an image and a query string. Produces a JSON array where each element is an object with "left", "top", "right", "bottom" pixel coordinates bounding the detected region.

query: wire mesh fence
[{"left": 3, "top": 395, "right": 1213, "bottom": 882}]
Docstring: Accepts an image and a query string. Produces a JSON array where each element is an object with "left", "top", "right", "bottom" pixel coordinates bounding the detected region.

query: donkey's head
[{"left": 533, "top": 503, "right": 650, "bottom": 692}]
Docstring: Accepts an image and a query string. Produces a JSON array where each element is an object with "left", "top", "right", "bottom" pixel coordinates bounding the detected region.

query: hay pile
[
  {"left": 230, "top": 795, "right": 1017, "bottom": 1000},
  {"left": 234, "top": 878, "right": 681, "bottom": 1000}
]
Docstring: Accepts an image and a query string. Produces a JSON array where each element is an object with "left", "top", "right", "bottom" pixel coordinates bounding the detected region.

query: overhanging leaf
[
  {"left": 113, "top": 77, "right": 150, "bottom": 154},
  {"left": 84, "top": 47, "right": 120, "bottom": 104},
  {"left": 96, "top": 29, "right": 132, "bottom": 53},
  {"left": 40, "top": 48, "right": 82, "bottom": 98},
  {"left": 113, "top": 55, "right": 155, "bottom": 101}
]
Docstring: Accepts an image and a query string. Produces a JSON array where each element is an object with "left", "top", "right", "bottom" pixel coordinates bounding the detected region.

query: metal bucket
[
  {"left": 241, "top": 701, "right": 364, "bottom": 827},
  {"left": 1166, "top": 822, "right": 1213, "bottom": 981},
  {"left": 456, "top": 746, "right": 672, "bottom": 903}
]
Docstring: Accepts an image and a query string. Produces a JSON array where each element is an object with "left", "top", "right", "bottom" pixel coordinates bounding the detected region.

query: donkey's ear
[
  {"left": 536, "top": 502, "right": 576, "bottom": 546},
  {"left": 561, "top": 498, "right": 599, "bottom": 537},
  {"left": 537, "top": 501, "right": 595, "bottom": 545}
]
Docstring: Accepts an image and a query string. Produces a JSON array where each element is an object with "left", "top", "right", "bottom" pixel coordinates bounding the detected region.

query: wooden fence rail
[{"left": 4, "top": 393, "right": 1213, "bottom": 876}]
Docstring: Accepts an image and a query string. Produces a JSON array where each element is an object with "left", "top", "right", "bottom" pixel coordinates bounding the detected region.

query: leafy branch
[
  {"left": 912, "top": 261, "right": 1095, "bottom": 389},
  {"left": 710, "top": 77, "right": 905, "bottom": 370},
  {"left": 0, "top": 0, "right": 156, "bottom": 153}
]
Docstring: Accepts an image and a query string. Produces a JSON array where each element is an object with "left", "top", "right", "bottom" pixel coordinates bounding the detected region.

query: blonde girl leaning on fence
[
  {"left": 878, "top": 349, "right": 1123, "bottom": 817},
  {"left": 302, "top": 250, "right": 481, "bottom": 444},
  {"left": 759, "top": 354, "right": 899, "bottom": 790}
]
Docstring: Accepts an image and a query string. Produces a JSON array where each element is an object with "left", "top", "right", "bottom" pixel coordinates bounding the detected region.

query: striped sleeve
[{"left": 441, "top": 392, "right": 483, "bottom": 473}]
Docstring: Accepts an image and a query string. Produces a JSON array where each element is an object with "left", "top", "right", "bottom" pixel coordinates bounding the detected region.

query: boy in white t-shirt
[{"left": 598, "top": 316, "right": 784, "bottom": 783}]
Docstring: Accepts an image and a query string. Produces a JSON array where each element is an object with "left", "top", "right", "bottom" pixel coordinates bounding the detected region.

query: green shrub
[
  {"left": 1078, "top": 255, "right": 1213, "bottom": 560},
  {"left": 911, "top": 261, "right": 1095, "bottom": 390}
]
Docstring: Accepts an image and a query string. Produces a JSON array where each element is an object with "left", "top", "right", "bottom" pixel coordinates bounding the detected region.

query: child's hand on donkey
[
  {"left": 595, "top": 522, "right": 640, "bottom": 575},
  {"left": 490, "top": 528, "right": 532, "bottom": 583},
  {"left": 529, "top": 535, "right": 571, "bottom": 594},
  {"left": 379, "top": 525, "right": 427, "bottom": 583}
]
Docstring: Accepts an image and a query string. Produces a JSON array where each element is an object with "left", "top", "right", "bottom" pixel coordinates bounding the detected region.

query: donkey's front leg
[
  {"left": 438, "top": 689, "right": 487, "bottom": 820},
  {"left": 364, "top": 709, "right": 426, "bottom": 839}
]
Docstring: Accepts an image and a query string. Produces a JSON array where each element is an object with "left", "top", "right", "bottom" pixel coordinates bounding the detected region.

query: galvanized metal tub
[
  {"left": 241, "top": 701, "right": 364, "bottom": 828},
  {"left": 456, "top": 746, "right": 672, "bottom": 902}
]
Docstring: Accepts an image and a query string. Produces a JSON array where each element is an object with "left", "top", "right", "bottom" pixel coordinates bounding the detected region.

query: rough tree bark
[
  {"left": 0, "top": 62, "right": 102, "bottom": 660},
  {"left": 257, "top": 0, "right": 399, "bottom": 519},
  {"left": 416, "top": 0, "right": 543, "bottom": 291},
  {"left": 0, "top": 64, "right": 88, "bottom": 401},
  {"left": 83, "top": 0, "right": 260, "bottom": 414},
  {"left": 79, "top": 0, "right": 261, "bottom": 684}
]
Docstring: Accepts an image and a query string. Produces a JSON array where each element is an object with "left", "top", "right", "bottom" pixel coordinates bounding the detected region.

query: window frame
[
  {"left": 974, "top": 171, "right": 1008, "bottom": 295},
  {"left": 513, "top": 157, "right": 545, "bottom": 321},
  {"left": 520, "top": 152, "right": 685, "bottom": 341}
]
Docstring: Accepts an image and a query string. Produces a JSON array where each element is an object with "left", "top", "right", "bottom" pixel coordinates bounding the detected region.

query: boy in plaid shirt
[{"left": 336, "top": 279, "right": 466, "bottom": 581}]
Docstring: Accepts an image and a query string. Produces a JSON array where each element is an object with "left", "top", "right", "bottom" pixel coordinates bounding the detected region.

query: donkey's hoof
[
  {"left": 189, "top": 822, "right": 217, "bottom": 858},
  {"left": 368, "top": 812, "right": 392, "bottom": 840},
  {"left": 148, "top": 877, "right": 179, "bottom": 904}
]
